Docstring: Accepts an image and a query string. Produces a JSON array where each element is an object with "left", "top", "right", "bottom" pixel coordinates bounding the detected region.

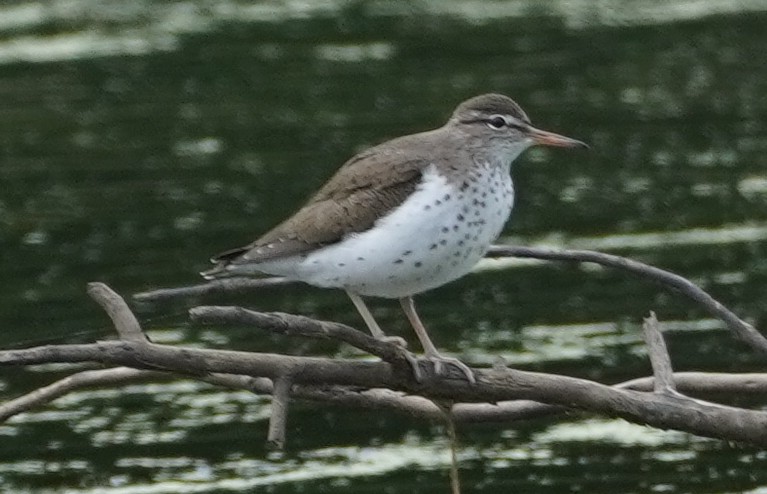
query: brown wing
[{"left": 208, "top": 130, "right": 440, "bottom": 269}]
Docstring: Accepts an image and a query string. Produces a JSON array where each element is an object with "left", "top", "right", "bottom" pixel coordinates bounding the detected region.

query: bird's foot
[
  {"left": 426, "top": 354, "right": 476, "bottom": 384},
  {"left": 400, "top": 350, "right": 425, "bottom": 382},
  {"left": 388, "top": 346, "right": 475, "bottom": 384},
  {"left": 379, "top": 335, "right": 408, "bottom": 348}
]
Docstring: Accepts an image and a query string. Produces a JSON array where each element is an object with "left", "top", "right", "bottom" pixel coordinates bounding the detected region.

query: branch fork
[{"left": 2, "top": 245, "right": 767, "bottom": 449}]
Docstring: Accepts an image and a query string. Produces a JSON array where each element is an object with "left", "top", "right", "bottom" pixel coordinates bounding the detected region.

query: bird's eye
[{"left": 487, "top": 116, "right": 507, "bottom": 130}]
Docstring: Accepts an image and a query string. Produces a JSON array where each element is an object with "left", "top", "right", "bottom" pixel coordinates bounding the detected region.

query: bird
[{"left": 202, "top": 93, "right": 587, "bottom": 383}]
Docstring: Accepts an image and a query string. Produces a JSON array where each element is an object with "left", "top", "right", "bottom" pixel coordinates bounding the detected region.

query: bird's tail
[{"left": 200, "top": 263, "right": 232, "bottom": 281}]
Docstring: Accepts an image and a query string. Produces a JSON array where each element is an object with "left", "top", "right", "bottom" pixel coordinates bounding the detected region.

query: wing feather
[{"left": 205, "top": 130, "right": 440, "bottom": 274}]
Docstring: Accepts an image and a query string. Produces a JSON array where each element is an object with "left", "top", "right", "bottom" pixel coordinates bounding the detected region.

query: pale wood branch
[
  {"left": 642, "top": 311, "right": 676, "bottom": 393},
  {"left": 485, "top": 245, "right": 767, "bottom": 354},
  {"left": 133, "top": 277, "right": 292, "bottom": 304},
  {"left": 267, "top": 376, "right": 292, "bottom": 450},
  {"left": 189, "top": 305, "right": 405, "bottom": 364},
  {"left": 2, "top": 337, "right": 766, "bottom": 445},
  {"left": 3, "top": 363, "right": 767, "bottom": 427},
  {"left": 0, "top": 367, "right": 162, "bottom": 422},
  {"left": 87, "top": 282, "right": 147, "bottom": 343},
  {"left": 8, "top": 241, "right": 767, "bottom": 451}
]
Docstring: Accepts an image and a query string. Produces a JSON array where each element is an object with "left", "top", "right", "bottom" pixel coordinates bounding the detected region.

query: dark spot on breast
[
  {"left": 458, "top": 240, "right": 464, "bottom": 246},
  {"left": 357, "top": 256, "right": 365, "bottom": 261},
  {"left": 457, "top": 214, "right": 465, "bottom": 222},
  {"left": 393, "top": 259, "right": 403, "bottom": 264},
  {"left": 460, "top": 181, "right": 470, "bottom": 191},
  {"left": 429, "top": 243, "right": 438, "bottom": 250},
  {"left": 443, "top": 193, "right": 451, "bottom": 201},
  {"left": 439, "top": 239, "right": 448, "bottom": 246},
  {"left": 414, "top": 261, "right": 422, "bottom": 267},
  {"left": 464, "top": 233, "right": 471, "bottom": 240},
  {"left": 402, "top": 250, "right": 412, "bottom": 256},
  {"left": 338, "top": 263, "right": 345, "bottom": 267},
  {"left": 424, "top": 205, "right": 431, "bottom": 211},
  {"left": 453, "top": 225, "right": 460, "bottom": 232},
  {"left": 434, "top": 200, "right": 442, "bottom": 206},
  {"left": 441, "top": 227, "right": 449, "bottom": 233}
]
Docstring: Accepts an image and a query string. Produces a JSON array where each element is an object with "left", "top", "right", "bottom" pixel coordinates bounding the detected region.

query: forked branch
[{"left": 2, "top": 244, "right": 767, "bottom": 449}]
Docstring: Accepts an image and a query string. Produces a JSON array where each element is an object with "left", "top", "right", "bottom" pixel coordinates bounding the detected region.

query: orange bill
[{"left": 527, "top": 126, "right": 589, "bottom": 148}]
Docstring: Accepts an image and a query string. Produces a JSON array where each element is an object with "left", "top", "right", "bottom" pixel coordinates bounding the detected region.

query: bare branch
[
  {"left": 87, "top": 282, "right": 148, "bottom": 343},
  {"left": 6, "top": 275, "right": 767, "bottom": 451},
  {"left": 642, "top": 311, "right": 676, "bottom": 393},
  {"left": 2, "top": 340, "right": 766, "bottom": 445},
  {"left": 268, "top": 377, "right": 292, "bottom": 450},
  {"left": 0, "top": 367, "right": 163, "bottom": 422},
  {"left": 133, "top": 277, "right": 292, "bottom": 304},
  {"left": 189, "top": 305, "right": 407, "bottom": 364},
  {"left": 486, "top": 245, "right": 767, "bottom": 354},
  {"left": 3, "top": 361, "right": 767, "bottom": 432}
]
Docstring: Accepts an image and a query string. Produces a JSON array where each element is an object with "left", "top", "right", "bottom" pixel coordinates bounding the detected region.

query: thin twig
[
  {"left": 189, "top": 305, "right": 407, "bottom": 364},
  {"left": 486, "top": 245, "right": 767, "bottom": 354},
  {"left": 268, "top": 377, "right": 292, "bottom": 450},
  {"left": 434, "top": 402, "right": 461, "bottom": 494},
  {"left": 0, "top": 367, "right": 163, "bottom": 422},
  {"left": 133, "top": 277, "right": 292, "bottom": 303},
  {"left": 87, "top": 282, "right": 148, "bottom": 343},
  {"left": 642, "top": 312, "right": 676, "bottom": 393}
]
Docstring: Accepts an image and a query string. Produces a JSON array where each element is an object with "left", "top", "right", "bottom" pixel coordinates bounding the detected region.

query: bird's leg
[
  {"left": 399, "top": 296, "right": 475, "bottom": 383},
  {"left": 346, "top": 290, "right": 385, "bottom": 338},
  {"left": 345, "top": 291, "right": 418, "bottom": 377},
  {"left": 345, "top": 291, "right": 408, "bottom": 347}
]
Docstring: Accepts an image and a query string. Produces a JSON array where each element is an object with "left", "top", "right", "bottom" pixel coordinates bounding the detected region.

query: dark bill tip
[{"left": 528, "top": 127, "right": 589, "bottom": 149}]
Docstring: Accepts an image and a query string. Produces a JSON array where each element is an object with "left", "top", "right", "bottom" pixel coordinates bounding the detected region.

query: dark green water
[{"left": 1, "top": 1, "right": 767, "bottom": 492}]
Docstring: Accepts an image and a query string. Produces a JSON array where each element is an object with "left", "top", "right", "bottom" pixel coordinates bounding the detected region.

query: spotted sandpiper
[{"left": 202, "top": 93, "right": 587, "bottom": 382}]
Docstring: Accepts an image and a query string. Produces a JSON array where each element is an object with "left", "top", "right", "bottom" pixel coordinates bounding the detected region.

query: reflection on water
[{"left": 2, "top": 0, "right": 767, "bottom": 492}]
